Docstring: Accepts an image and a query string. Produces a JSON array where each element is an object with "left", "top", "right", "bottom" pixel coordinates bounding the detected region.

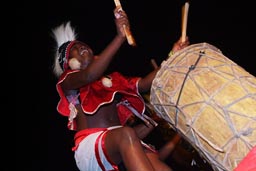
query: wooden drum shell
[{"left": 150, "top": 42, "right": 256, "bottom": 171}]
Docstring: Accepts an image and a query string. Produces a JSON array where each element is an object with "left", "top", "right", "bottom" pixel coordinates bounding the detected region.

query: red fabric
[
  {"left": 79, "top": 72, "right": 144, "bottom": 114},
  {"left": 56, "top": 69, "right": 80, "bottom": 116},
  {"left": 95, "top": 131, "right": 119, "bottom": 171},
  {"left": 63, "top": 41, "right": 78, "bottom": 71},
  {"left": 72, "top": 128, "right": 107, "bottom": 151},
  {"left": 234, "top": 146, "right": 256, "bottom": 171},
  {"left": 56, "top": 71, "right": 145, "bottom": 128},
  {"left": 116, "top": 103, "right": 133, "bottom": 125}
]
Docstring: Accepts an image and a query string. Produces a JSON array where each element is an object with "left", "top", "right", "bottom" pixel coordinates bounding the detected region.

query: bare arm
[
  {"left": 61, "top": 8, "right": 130, "bottom": 91},
  {"left": 158, "top": 133, "right": 181, "bottom": 160},
  {"left": 138, "top": 36, "right": 190, "bottom": 93},
  {"left": 138, "top": 68, "right": 159, "bottom": 93},
  {"left": 84, "top": 8, "right": 130, "bottom": 83}
]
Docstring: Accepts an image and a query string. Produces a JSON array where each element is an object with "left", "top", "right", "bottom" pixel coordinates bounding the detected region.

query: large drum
[{"left": 150, "top": 42, "right": 256, "bottom": 171}]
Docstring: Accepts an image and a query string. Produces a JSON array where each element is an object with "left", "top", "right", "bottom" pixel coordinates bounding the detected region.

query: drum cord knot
[{"left": 174, "top": 51, "right": 205, "bottom": 128}]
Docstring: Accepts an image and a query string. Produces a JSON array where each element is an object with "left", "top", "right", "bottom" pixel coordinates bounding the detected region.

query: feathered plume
[{"left": 52, "top": 21, "right": 77, "bottom": 77}]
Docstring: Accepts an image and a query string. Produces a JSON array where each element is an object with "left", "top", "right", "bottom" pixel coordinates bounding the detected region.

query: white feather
[{"left": 51, "top": 21, "right": 77, "bottom": 77}]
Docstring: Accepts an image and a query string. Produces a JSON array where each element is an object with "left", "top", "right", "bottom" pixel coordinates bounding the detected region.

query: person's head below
[{"left": 52, "top": 21, "right": 95, "bottom": 78}]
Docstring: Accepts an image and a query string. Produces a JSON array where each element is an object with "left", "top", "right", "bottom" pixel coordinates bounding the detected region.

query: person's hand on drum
[{"left": 171, "top": 36, "right": 190, "bottom": 54}]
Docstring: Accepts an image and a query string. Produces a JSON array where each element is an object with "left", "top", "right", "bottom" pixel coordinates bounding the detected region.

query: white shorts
[{"left": 74, "top": 126, "right": 122, "bottom": 171}]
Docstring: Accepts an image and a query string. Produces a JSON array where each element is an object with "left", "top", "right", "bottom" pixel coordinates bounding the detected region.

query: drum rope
[{"left": 174, "top": 50, "right": 205, "bottom": 128}]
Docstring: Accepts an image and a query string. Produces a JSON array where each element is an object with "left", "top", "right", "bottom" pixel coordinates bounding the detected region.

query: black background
[{"left": 16, "top": 0, "right": 255, "bottom": 171}]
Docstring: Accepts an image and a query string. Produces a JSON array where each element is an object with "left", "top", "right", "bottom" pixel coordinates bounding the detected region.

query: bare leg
[
  {"left": 104, "top": 126, "right": 155, "bottom": 171},
  {"left": 158, "top": 133, "right": 181, "bottom": 161},
  {"left": 146, "top": 151, "right": 172, "bottom": 171}
]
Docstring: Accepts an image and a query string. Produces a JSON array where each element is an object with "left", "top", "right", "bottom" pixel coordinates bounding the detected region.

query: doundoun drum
[{"left": 150, "top": 42, "right": 256, "bottom": 171}]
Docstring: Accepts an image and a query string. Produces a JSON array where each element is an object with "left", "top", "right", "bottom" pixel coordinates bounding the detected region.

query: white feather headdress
[{"left": 52, "top": 21, "right": 77, "bottom": 77}]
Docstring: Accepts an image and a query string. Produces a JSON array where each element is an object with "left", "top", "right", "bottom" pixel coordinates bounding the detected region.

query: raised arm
[
  {"left": 60, "top": 7, "right": 131, "bottom": 91},
  {"left": 88, "top": 7, "right": 130, "bottom": 78},
  {"left": 138, "top": 36, "right": 190, "bottom": 93}
]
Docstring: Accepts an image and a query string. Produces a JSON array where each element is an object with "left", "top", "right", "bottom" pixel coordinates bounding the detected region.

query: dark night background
[{"left": 16, "top": 0, "right": 255, "bottom": 171}]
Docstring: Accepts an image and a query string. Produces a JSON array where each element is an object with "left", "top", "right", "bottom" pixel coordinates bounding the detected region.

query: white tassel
[
  {"left": 69, "top": 58, "right": 81, "bottom": 70},
  {"left": 68, "top": 103, "right": 77, "bottom": 130}
]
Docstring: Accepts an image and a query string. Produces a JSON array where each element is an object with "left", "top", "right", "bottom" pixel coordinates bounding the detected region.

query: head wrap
[
  {"left": 58, "top": 40, "right": 77, "bottom": 71},
  {"left": 52, "top": 21, "right": 77, "bottom": 77}
]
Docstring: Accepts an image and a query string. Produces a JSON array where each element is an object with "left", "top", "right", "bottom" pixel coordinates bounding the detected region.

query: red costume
[
  {"left": 234, "top": 146, "right": 256, "bottom": 171},
  {"left": 56, "top": 70, "right": 145, "bottom": 129},
  {"left": 56, "top": 71, "right": 157, "bottom": 171}
]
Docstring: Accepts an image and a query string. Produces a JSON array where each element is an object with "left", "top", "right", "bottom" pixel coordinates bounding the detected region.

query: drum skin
[{"left": 150, "top": 42, "right": 256, "bottom": 171}]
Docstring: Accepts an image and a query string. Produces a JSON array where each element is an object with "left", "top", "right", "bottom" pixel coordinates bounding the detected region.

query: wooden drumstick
[
  {"left": 150, "top": 58, "right": 159, "bottom": 69},
  {"left": 181, "top": 2, "right": 189, "bottom": 42},
  {"left": 114, "top": 0, "right": 136, "bottom": 46}
]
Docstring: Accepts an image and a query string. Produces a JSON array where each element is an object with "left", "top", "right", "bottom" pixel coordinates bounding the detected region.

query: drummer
[{"left": 51, "top": 6, "right": 189, "bottom": 171}]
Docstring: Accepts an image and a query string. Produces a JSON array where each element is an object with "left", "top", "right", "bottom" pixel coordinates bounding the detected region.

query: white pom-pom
[
  {"left": 102, "top": 77, "right": 112, "bottom": 87},
  {"left": 69, "top": 58, "right": 81, "bottom": 70}
]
